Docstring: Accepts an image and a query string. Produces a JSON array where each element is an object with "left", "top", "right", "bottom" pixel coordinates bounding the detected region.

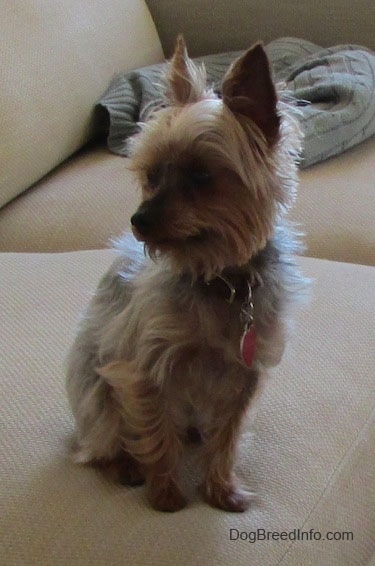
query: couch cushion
[
  {"left": 290, "top": 135, "right": 375, "bottom": 266},
  {"left": 1, "top": 139, "right": 374, "bottom": 268},
  {"left": 0, "top": 147, "right": 139, "bottom": 252},
  {"left": 0, "top": 251, "right": 374, "bottom": 565},
  {"left": 0, "top": 0, "right": 163, "bottom": 209},
  {"left": 146, "top": 0, "right": 375, "bottom": 57}
]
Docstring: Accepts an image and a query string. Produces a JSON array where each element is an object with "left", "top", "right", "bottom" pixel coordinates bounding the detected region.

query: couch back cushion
[
  {"left": 146, "top": 0, "right": 375, "bottom": 57},
  {"left": 0, "top": 0, "right": 163, "bottom": 208}
]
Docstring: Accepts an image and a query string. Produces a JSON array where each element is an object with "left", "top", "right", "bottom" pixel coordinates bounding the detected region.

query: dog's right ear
[{"left": 166, "top": 34, "right": 206, "bottom": 105}]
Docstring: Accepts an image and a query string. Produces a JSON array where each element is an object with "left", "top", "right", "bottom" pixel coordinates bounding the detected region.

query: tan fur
[{"left": 66, "top": 36, "right": 306, "bottom": 513}]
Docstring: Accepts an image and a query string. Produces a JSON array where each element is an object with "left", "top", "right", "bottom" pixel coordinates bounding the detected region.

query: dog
[{"left": 66, "top": 35, "right": 306, "bottom": 513}]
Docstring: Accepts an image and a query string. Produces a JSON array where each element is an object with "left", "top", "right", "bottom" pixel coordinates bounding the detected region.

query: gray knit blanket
[{"left": 99, "top": 37, "right": 375, "bottom": 168}]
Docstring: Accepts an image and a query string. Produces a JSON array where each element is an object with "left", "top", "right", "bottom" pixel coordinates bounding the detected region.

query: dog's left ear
[
  {"left": 222, "top": 43, "right": 280, "bottom": 145},
  {"left": 166, "top": 34, "right": 206, "bottom": 105}
]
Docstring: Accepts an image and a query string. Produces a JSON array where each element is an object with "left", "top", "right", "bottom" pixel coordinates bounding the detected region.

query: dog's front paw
[
  {"left": 93, "top": 453, "right": 145, "bottom": 486},
  {"left": 147, "top": 478, "right": 187, "bottom": 512},
  {"left": 203, "top": 480, "right": 253, "bottom": 512}
]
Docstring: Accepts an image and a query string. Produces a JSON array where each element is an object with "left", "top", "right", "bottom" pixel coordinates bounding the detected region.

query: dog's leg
[
  {"left": 99, "top": 362, "right": 186, "bottom": 512},
  {"left": 125, "top": 379, "right": 186, "bottom": 512},
  {"left": 66, "top": 340, "right": 144, "bottom": 486},
  {"left": 201, "top": 369, "right": 259, "bottom": 512},
  {"left": 93, "top": 451, "right": 145, "bottom": 486},
  {"left": 68, "top": 376, "right": 145, "bottom": 486}
]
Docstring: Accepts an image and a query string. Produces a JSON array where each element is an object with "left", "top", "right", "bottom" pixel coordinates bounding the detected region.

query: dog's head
[{"left": 129, "top": 35, "right": 301, "bottom": 279}]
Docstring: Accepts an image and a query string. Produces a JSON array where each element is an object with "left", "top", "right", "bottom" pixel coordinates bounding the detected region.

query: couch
[{"left": 1, "top": 1, "right": 374, "bottom": 565}]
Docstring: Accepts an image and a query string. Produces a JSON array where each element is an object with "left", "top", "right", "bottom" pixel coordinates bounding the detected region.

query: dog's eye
[
  {"left": 146, "top": 169, "right": 161, "bottom": 189},
  {"left": 189, "top": 169, "right": 212, "bottom": 185}
]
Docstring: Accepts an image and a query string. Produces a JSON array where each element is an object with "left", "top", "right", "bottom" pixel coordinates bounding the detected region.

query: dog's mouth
[
  {"left": 159, "top": 232, "right": 207, "bottom": 246},
  {"left": 134, "top": 228, "right": 209, "bottom": 248},
  {"left": 131, "top": 226, "right": 146, "bottom": 242}
]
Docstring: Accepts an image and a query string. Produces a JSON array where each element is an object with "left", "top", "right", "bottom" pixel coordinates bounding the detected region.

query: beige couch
[{"left": 1, "top": 2, "right": 374, "bottom": 565}]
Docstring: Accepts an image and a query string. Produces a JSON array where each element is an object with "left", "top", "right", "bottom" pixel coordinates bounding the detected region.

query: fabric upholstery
[
  {"left": 0, "top": 147, "right": 140, "bottom": 253},
  {"left": 0, "top": 0, "right": 163, "bottom": 209},
  {"left": 0, "top": 138, "right": 374, "bottom": 268},
  {"left": 146, "top": 0, "right": 375, "bottom": 57},
  {"left": 290, "top": 135, "right": 375, "bottom": 266},
  {"left": 0, "top": 251, "right": 374, "bottom": 565}
]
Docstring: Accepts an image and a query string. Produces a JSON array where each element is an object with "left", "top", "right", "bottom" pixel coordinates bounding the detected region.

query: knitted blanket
[{"left": 99, "top": 37, "right": 375, "bottom": 168}]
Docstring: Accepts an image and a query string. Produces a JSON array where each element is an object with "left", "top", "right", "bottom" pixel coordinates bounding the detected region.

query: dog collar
[
  {"left": 206, "top": 273, "right": 238, "bottom": 304},
  {"left": 201, "top": 270, "right": 260, "bottom": 304},
  {"left": 200, "top": 270, "right": 259, "bottom": 368},
  {"left": 239, "top": 281, "right": 257, "bottom": 367}
]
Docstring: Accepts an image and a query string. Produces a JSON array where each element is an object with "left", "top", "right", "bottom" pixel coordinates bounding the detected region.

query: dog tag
[{"left": 240, "top": 326, "right": 257, "bottom": 367}]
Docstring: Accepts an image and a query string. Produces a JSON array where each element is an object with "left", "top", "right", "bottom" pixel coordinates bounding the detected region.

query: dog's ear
[
  {"left": 166, "top": 34, "right": 206, "bottom": 104},
  {"left": 222, "top": 43, "right": 280, "bottom": 144}
]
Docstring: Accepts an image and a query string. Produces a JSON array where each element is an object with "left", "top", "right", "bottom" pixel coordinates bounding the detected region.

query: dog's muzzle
[
  {"left": 131, "top": 191, "right": 169, "bottom": 239},
  {"left": 130, "top": 211, "right": 153, "bottom": 238}
]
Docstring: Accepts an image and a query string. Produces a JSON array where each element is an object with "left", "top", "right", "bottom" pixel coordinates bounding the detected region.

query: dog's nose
[{"left": 130, "top": 211, "right": 153, "bottom": 236}]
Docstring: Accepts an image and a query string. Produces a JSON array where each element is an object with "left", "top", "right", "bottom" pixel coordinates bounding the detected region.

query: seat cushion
[
  {"left": 291, "top": 135, "right": 375, "bottom": 266},
  {"left": 0, "top": 147, "right": 139, "bottom": 253},
  {"left": 1, "top": 251, "right": 374, "bottom": 565}
]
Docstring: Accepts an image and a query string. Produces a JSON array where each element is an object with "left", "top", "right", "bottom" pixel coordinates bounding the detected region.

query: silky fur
[{"left": 66, "top": 36, "right": 307, "bottom": 512}]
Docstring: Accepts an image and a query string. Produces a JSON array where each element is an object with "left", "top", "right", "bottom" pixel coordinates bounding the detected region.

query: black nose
[{"left": 130, "top": 211, "right": 153, "bottom": 235}]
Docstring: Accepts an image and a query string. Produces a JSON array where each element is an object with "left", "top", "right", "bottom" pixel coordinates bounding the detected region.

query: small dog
[{"left": 66, "top": 36, "right": 306, "bottom": 512}]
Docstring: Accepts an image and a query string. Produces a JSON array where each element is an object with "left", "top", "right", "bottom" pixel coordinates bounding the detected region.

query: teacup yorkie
[{"left": 66, "top": 36, "right": 306, "bottom": 512}]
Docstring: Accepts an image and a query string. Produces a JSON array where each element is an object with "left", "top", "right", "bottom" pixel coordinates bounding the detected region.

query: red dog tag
[{"left": 240, "top": 326, "right": 257, "bottom": 367}]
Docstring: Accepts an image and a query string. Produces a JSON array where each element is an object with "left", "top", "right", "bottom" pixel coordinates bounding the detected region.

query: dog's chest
[
  {"left": 156, "top": 293, "right": 250, "bottom": 420},
  {"left": 134, "top": 279, "right": 243, "bottom": 368},
  {"left": 167, "top": 288, "right": 244, "bottom": 363},
  {"left": 127, "top": 272, "right": 259, "bottom": 434}
]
